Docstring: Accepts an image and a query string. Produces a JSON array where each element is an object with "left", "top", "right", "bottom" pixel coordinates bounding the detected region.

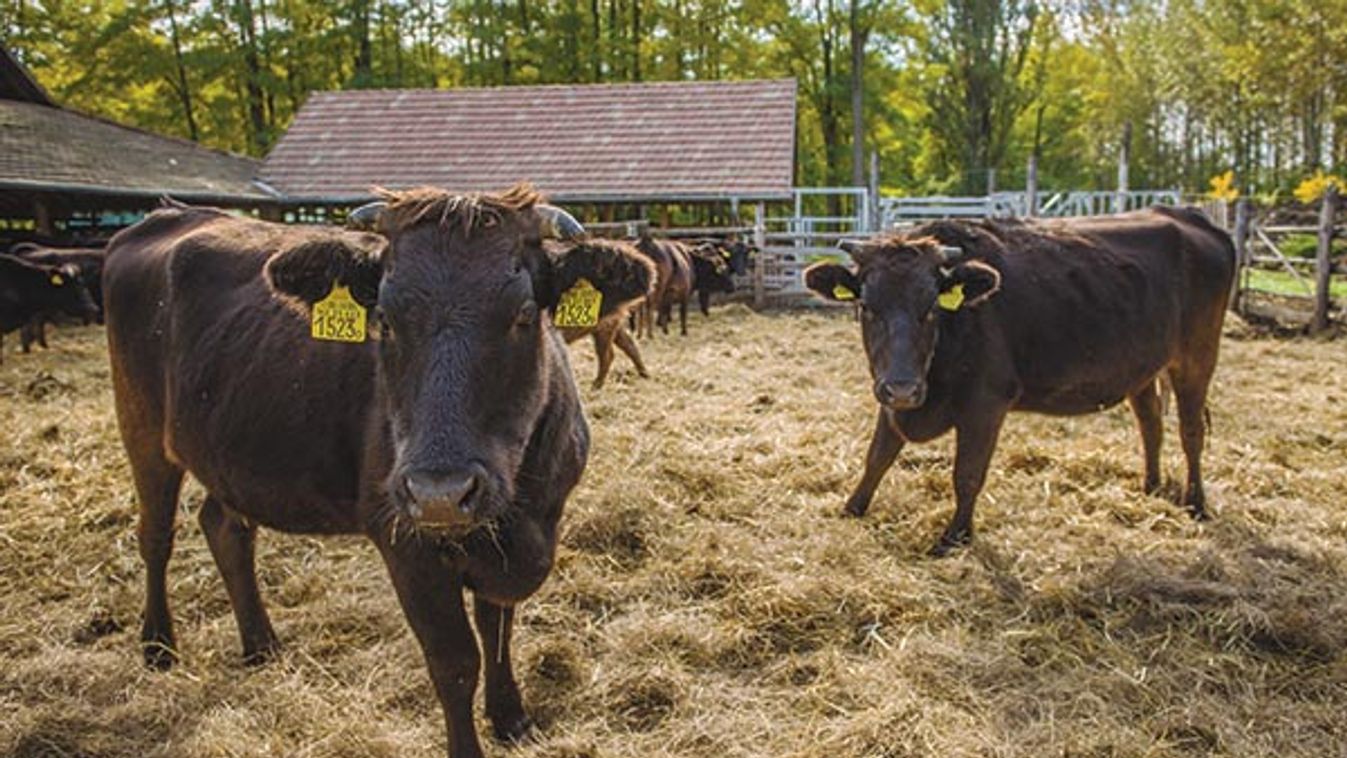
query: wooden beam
[
  {"left": 33, "top": 196, "right": 53, "bottom": 236},
  {"left": 1312, "top": 186, "right": 1338, "bottom": 334},
  {"left": 1230, "top": 198, "right": 1250, "bottom": 312}
]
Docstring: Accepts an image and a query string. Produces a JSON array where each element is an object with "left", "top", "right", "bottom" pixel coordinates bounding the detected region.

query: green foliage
[{"left": 2, "top": 0, "right": 1344, "bottom": 195}]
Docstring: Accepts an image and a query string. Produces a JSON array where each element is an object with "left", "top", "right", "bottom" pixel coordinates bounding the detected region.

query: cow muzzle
[
  {"left": 875, "top": 379, "right": 926, "bottom": 409},
  {"left": 402, "top": 463, "right": 490, "bottom": 528}
]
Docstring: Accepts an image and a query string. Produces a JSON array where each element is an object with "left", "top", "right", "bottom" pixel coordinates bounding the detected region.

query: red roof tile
[{"left": 259, "top": 79, "right": 797, "bottom": 203}]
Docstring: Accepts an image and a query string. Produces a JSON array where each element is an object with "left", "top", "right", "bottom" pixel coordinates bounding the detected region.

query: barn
[
  {"left": 256, "top": 78, "right": 798, "bottom": 226},
  {"left": 0, "top": 46, "right": 271, "bottom": 244}
]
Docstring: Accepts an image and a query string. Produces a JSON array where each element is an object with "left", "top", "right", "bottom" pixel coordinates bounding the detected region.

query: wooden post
[
  {"left": 33, "top": 197, "right": 54, "bottom": 237},
  {"left": 986, "top": 167, "right": 996, "bottom": 196},
  {"left": 1230, "top": 198, "right": 1250, "bottom": 312},
  {"left": 753, "top": 201, "right": 767, "bottom": 310},
  {"left": 1025, "top": 154, "right": 1039, "bottom": 217},
  {"left": 1115, "top": 121, "right": 1131, "bottom": 214},
  {"left": 1312, "top": 186, "right": 1338, "bottom": 334}
]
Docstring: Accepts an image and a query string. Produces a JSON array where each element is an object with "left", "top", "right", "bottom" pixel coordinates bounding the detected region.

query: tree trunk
[
  {"left": 849, "top": 0, "right": 868, "bottom": 188},
  {"left": 353, "top": 0, "right": 373, "bottom": 86},
  {"left": 164, "top": 0, "right": 199, "bottom": 142},
  {"left": 590, "top": 0, "right": 602, "bottom": 81},
  {"left": 235, "top": 0, "right": 268, "bottom": 152},
  {"left": 631, "top": 0, "right": 641, "bottom": 81}
]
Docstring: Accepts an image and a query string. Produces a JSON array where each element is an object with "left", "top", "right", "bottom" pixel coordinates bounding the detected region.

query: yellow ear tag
[
  {"left": 938, "top": 283, "right": 965, "bottom": 311},
  {"left": 832, "top": 283, "right": 856, "bottom": 301},
  {"left": 554, "top": 278, "right": 602, "bottom": 328},
  {"left": 310, "top": 284, "right": 368, "bottom": 343},
  {"left": 50, "top": 274, "right": 64, "bottom": 286}
]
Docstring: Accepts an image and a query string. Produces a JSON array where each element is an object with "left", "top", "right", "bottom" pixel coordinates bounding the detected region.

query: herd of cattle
[{"left": 1, "top": 187, "right": 1235, "bottom": 758}]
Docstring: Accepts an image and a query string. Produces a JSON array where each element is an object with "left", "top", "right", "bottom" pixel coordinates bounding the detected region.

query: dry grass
[{"left": 2, "top": 307, "right": 1346, "bottom": 758}]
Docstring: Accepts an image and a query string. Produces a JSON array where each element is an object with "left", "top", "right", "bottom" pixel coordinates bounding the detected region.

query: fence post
[
  {"left": 868, "top": 150, "right": 880, "bottom": 231},
  {"left": 753, "top": 201, "right": 767, "bottom": 310},
  {"left": 1312, "top": 186, "right": 1338, "bottom": 334},
  {"left": 1230, "top": 198, "right": 1250, "bottom": 313},
  {"left": 1115, "top": 122, "right": 1131, "bottom": 214},
  {"left": 1025, "top": 154, "right": 1039, "bottom": 217}
]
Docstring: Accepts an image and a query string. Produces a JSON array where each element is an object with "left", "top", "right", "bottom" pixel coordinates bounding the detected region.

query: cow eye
[{"left": 514, "top": 301, "right": 539, "bottom": 328}]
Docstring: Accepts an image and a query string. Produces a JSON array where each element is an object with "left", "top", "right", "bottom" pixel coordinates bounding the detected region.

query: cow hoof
[
  {"left": 1187, "top": 505, "right": 1210, "bottom": 522},
  {"left": 929, "top": 532, "right": 971, "bottom": 558},
  {"left": 491, "top": 713, "right": 534, "bottom": 744},
  {"left": 242, "top": 640, "right": 282, "bottom": 667},
  {"left": 143, "top": 641, "right": 178, "bottom": 671},
  {"left": 842, "top": 497, "right": 870, "bottom": 518}
]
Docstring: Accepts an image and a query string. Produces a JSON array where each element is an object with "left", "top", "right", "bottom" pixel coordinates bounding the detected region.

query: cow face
[
  {"left": 266, "top": 186, "right": 652, "bottom": 533},
  {"left": 805, "top": 237, "right": 1001, "bottom": 410},
  {"left": 40, "top": 262, "right": 100, "bottom": 324},
  {"left": 718, "top": 239, "right": 756, "bottom": 276},
  {"left": 690, "top": 244, "right": 736, "bottom": 294}
]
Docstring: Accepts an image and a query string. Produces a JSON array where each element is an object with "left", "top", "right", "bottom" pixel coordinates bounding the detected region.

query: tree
[{"left": 923, "top": 0, "right": 1040, "bottom": 193}]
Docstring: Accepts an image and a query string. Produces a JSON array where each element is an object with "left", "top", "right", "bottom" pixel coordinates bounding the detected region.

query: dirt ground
[{"left": 2, "top": 306, "right": 1345, "bottom": 758}]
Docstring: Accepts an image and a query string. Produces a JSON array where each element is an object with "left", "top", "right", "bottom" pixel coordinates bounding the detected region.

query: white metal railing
[
  {"left": 767, "top": 187, "right": 871, "bottom": 239},
  {"left": 879, "top": 189, "right": 1183, "bottom": 228}
]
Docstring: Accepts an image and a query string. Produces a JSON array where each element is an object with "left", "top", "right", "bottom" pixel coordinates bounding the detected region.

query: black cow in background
[
  {"left": 0, "top": 253, "right": 99, "bottom": 362},
  {"left": 11, "top": 244, "right": 106, "bottom": 351}
]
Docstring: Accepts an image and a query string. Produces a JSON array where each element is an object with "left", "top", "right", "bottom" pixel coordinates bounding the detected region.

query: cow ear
[
  {"left": 804, "top": 262, "right": 861, "bottom": 302},
  {"left": 264, "top": 233, "right": 387, "bottom": 311},
  {"left": 543, "top": 239, "right": 656, "bottom": 316},
  {"left": 939, "top": 260, "right": 1001, "bottom": 310}
]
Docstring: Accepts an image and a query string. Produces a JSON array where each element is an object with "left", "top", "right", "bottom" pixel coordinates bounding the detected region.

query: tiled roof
[
  {"left": 0, "top": 98, "right": 269, "bottom": 201},
  {"left": 259, "top": 79, "right": 797, "bottom": 203}
]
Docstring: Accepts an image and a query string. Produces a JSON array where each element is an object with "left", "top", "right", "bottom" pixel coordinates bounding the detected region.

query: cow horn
[
  {"left": 938, "top": 245, "right": 964, "bottom": 262},
  {"left": 346, "top": 201, "right": 387, "bottom": 231},
  {"left": 838, "top": 238, "right": 867, "bottom": 255},
  {"left": 537, "top": 204, "right": 586, "bottom": 240}
]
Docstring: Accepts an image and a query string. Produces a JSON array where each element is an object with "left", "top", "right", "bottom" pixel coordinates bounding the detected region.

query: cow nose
[
  {"left": 875, "top": 379, "right": 926, "bottom": 409},
  {"left": 403, "top": 465, "right": 485, "bottom": 525}
]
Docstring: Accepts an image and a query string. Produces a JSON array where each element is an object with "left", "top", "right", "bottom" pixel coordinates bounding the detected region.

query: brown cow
[
  {"left": 631, "top": 235, "right": 737, "bottom": 337},
  {"left": 559, "top": 303, "right": 649, "bottom": 389},
  {"left": 805, "top": 207, "right": 1234, "bottom": 555},
  {"left": 104, "top": 185, "right": 654, "bottom": 758}
]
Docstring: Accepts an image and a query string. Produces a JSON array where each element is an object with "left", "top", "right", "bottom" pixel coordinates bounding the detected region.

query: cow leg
[
  {"left": 1171, "top": 369, "right": 1213, "bottom": 520},
  {"left": 698, "top": 289, "right": 711, "bottom": 317},
  {"left": 844, "top": 410, "right": 905, "bottom": 517},
  {"left": 20, "top": 320, "right": 35, "bottom": 352},
  {"left": 128, "top": 449, "right": 185, "bottom": 669},
  {"left": 472, "top": 596, "right": 530, "bottom": 743},
  {"left": 614, "top": 327, "right": 649, "bottom": 378},
  {"left": 590, "top": 328, "right": 616, "bottom": 390},
  {"left": 198, "top": 495, "right": 280, "bottom": 665},
  {"left": 678, "top": 299, "right": 688, "bottom": 336},
  {"left": 36, "top": 319, "right": 48, "bottom": 349},
  {"left": 658, "top": 302, "right": 671, "bottom": 335},
  {"left": 1127, "top": 380, "right": 1164, "bottom": 495},
  {"left": 935, "top": 410, "right": 1006, "bottom": 556},
  {"left": 377, "top": 542, "right": 484, "bottom": 758}
]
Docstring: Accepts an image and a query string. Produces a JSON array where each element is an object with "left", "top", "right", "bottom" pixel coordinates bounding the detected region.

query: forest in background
[{"left": 2, "top": 0, "right": 1344, "bottom": 198}]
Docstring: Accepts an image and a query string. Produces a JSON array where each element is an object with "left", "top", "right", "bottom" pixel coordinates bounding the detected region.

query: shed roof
[
  {"left": 0, "top": 46, "right": 53, "bottom": 106},
  {"left": 0, "top": 45, "right": 269, "bottom": 205},
  {"left": 259, "top": 79, "right": 797, "bottom": 203}
]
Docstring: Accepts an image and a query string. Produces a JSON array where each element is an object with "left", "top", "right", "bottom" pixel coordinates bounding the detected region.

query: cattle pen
[{"left": 2, "top": 304, "right": 1345, "bottom": 757}]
